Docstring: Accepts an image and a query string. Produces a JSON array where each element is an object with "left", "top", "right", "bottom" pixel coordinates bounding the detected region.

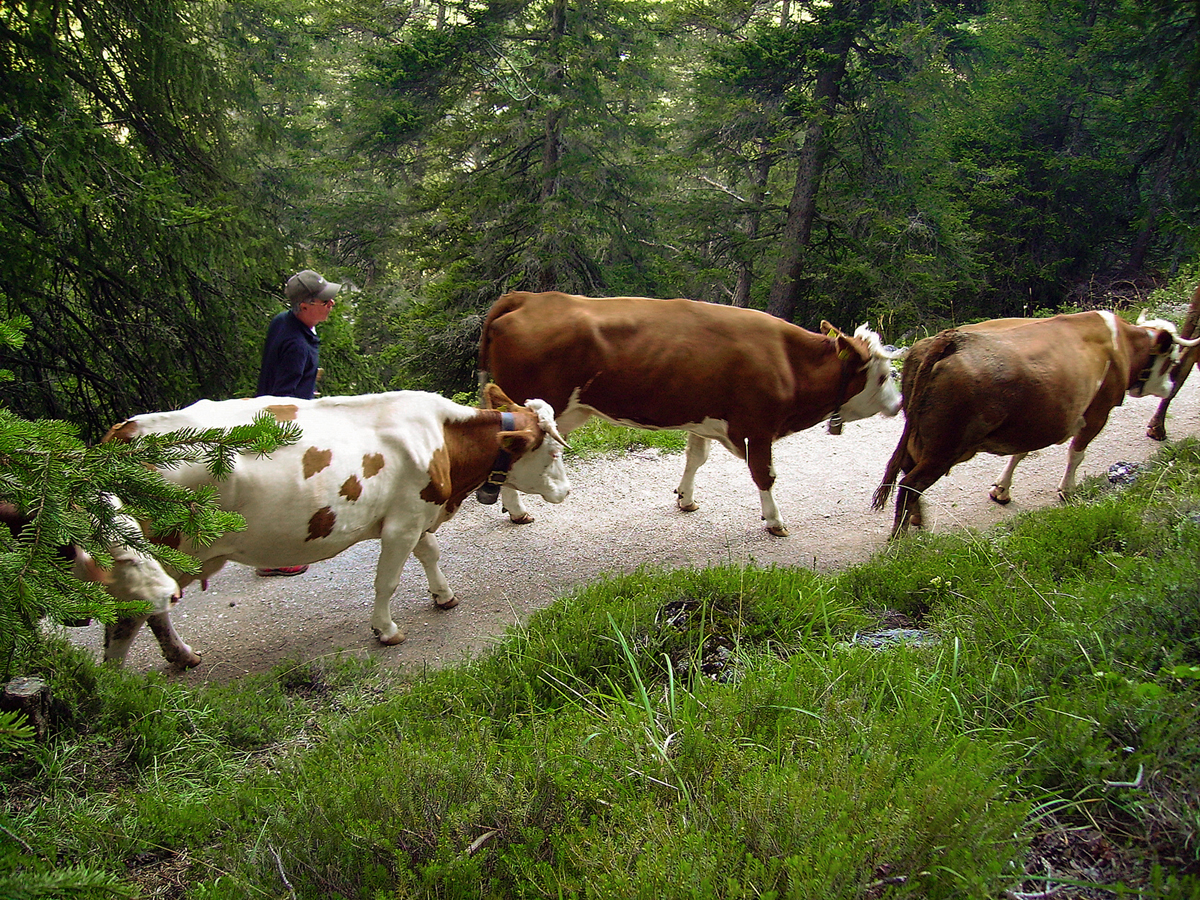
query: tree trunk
[
  {"left": 765, "top": 1, "right": 858, "bottom": 323},
  {"left": 2, "top": 677, "right": 51, "bottom": 742},
  {"left": 1129, "top": 121, "right": 1183, "bottom": 273},
  {"left": 733, "top": 139, "right": 773, "bottom": 308},
  {"left": 536, "top": 0, "right": 568, "bottom": 292}
]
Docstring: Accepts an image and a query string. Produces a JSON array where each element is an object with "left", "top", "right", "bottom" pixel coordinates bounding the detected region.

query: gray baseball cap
[{"left": 285, "top": 270, "right": 341, "bottom": 304}]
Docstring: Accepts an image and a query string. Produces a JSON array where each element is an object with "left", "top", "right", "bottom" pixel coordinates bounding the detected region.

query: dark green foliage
[
  {"left": 0, "top": 401, "right": 297, "bottom": 680},
  {"left": 0, "top": 1, "right": 288, "bottom": 438},
  {"left": 355, "top": 26, "right": 467, "bottom": 154},
  {"left": 942, "top": 0, "right": 1200, "bottom": 310}
]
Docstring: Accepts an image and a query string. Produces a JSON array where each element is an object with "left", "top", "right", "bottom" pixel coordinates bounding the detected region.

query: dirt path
[{"left": 68, "top": 377, "right": 1200, "bottom": 683}]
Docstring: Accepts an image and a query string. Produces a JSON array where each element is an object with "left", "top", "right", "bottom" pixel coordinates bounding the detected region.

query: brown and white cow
[
  {"left": 1146, "top": 282, "right": 1200, "bottom": 441},
  {"left": 478, "top": 290, "right": 903, "bottom": 536},
  {"left": 873, "top": 311, "right": 1196, "bottom": 537},
  {"left": 100, "top": 385, "right": 569, "bottom": 666},
  {"left": 1, "top": 498, "right": 186, "bottom": 658}
]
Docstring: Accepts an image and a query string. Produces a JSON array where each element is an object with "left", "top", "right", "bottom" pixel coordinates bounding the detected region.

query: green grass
[
  {"left": 453, "top": 392, "right": 688, "bottom": 458},
  {"left": 4, "top": 441, "right": 1200, "bottom": 898},
  {"left": 562, "top": 417, "right": 688, "bottom": 457}
]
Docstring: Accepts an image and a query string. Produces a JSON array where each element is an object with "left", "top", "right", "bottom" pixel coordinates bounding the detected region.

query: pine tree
[{"left": 0, "top": 315, "right": 298, "bottom": 679}]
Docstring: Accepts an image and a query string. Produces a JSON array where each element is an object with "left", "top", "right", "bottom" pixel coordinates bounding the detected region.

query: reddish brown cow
[
  {"left": 873, "top": 311, "right": 1194, "bottom": 537},
  {"left": 478, "top": 290, "right": 903, "bottom": 536},
  {"left": 1146, "top": 282, "right": 1200, "bottom": 441}
]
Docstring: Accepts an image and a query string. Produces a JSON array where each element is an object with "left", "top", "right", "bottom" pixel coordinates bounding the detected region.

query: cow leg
[
  {"left": 1060, "top": 403, "right": 1116, "bottom": 501},
  {"left": 1147, "top": 348, "right": 1197, "bottom": 441},
  {"left": 745, "top": 437, "right": 787, "bottom": 537},
  {"left": 103, "top": 616, "right": 147, "bottom": 666},
  {"left": 146, "top": 611, "right": 202, "bottom": 668},
  {"left": 891, "top": 462, "right": 951, "bottom": 538},
  {"left": 413, "top": 531, "right": 458, "bottom": 609},
  {"left": 371, "top": 521, "right": 426, "bottom": 645},
  {"left": 989, "top": 453, "right": 1028, "bottom": 504},
  {"left": 1057, "top": 442, "right": 1088, "bottom": 501},
  {"left": 498, "top": 485, "right": 535, "bottom": 525},
  {"left": 675, "top": 434, "right": 711, "bottom": 513}
]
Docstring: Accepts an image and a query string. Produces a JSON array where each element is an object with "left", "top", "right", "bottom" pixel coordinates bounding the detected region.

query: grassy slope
[{"left": 3, "top": 439, "right": 1199, "bottom": 899}]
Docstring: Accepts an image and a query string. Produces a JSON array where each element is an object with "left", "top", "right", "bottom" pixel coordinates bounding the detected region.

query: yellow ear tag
[{"left": 827, "top": 326, "right": 849, "bottom": 359}]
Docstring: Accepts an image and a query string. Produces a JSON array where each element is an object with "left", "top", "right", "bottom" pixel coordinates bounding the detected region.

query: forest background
[{"left": 1, "top": 0, "right": 1199, "bottom": 441}]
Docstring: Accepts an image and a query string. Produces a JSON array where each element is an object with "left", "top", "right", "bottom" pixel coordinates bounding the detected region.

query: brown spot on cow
[
  {"left": 105, "top": 617, "right": 142, "bottom": 648},
  {"left": 100, "top": 420, "right": 140, "bottom": 444},
  {"left": 306, "top": 506, "right": 336, "bottom": 541},
  {"left": 151, "top": 530, "right": 183, "bottom": 550},
  {"left": 266, "top": 404, "right": 299, "bottom": 422},
  {"left": 363, "top": 452, "right": 385, "bottom": 478},
  {"left": 303, "top": 446, "right": 333, "bottom": 479},
  {"left": 421, "top": 444, "right": 452, "bottom": 506},
  {"left": 340, "top": 475, "right": 363, "bottom": 502}
]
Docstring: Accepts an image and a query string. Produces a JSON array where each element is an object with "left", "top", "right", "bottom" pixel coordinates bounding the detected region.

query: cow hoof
[
  {"left": 767, "top": 524, "right": 789, "bottom": 537},
  {"left": 168, "top": 649, "right": 202, "bottom": 669},
  {"left": 677, "top": 501, "right": 699, "bottom": 513},
  {"left": 372, "top": 626, "right": 406, "bottom": 646},
  {"left": 506, "top": 513, "right": 535, "bottom": 525},
  {"left": 988, "top": 486, "right": 1012, "bottom": 505},
  {"left": 434, "top": 594, "right": 460, "bottom": 610},
  {"left": 1147, "top": 424, "right": 1167, "bottom": 441}
]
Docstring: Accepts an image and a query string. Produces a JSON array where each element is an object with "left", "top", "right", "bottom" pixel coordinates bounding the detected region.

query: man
[
  {"left": 254, "top": 269, "right": 340, "bottom": 575},
  {"left": 256, "top": 269, "right": 340, "bottom": 401}
]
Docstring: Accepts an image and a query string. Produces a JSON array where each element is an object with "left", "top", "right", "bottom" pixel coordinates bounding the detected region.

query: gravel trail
[{"left": 69, "top": 377, "right": 1200, "bottom": 683}]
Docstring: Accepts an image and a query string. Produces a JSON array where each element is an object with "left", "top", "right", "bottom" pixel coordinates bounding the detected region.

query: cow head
[
  {"left": 821, "top": 322, "right": 904, "bottom": 423},
  {"left": 76, "top": 544, "right": 182, "bottom": 616},
  {"left": 482, "top": 384, "right": 571, "bottom": 504},
  {"left": 74, "top": 498, "right": 183, "bottom": 617},
  {"left": 1134, "top": 312, "right": 1200, "bottom": 398}
]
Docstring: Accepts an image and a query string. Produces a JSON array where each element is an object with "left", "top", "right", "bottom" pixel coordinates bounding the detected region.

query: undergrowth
[
  {"left": 2, "top": 440, "right": 1199, "bottom": 898},
  {"left": 561, "top": 417, "right": 688, "bottom": 457}
]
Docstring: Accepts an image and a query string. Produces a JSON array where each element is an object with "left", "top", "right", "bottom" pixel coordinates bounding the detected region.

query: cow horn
[
  {"left": 853, "top": 323, "right": 906, "bottom": 360},
  {"left": 525, "top": 399, "right": 571, "bottom": 449},
  {"left": 1136, "top": 311, "right": 1197, "bottom": 344}
]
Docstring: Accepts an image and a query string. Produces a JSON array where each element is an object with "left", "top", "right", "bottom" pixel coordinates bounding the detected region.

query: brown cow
[
  {"left": 1146, "top": 282, "right": 1200, "bottom": 441},
  {"left": 478, "top": 290, "right": 903, "bottom": 536},
  {"left": 873, "top": 311, "right": 1195, "bottom": 537}
]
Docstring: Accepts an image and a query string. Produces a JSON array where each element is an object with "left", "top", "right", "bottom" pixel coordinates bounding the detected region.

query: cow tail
[
  {"left": 872, "top": 433, "right": 907, "bottom": 510},
  {"left": 1180, "top": 282, "right": 1200, "bottom": 340},
  {"left": 871, "top": 330, "right": 960, "bottom": 510},
  {"left": 478, "top": 292, "right": 523, "bottom": 396}
]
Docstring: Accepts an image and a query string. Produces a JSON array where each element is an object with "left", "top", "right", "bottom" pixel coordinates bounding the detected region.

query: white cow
[
  {"left": 2, "top": 498, "right": 186, "bottom": 663},
  {"left": 101, "top": 385, "right": 570, "bottom": 666}
]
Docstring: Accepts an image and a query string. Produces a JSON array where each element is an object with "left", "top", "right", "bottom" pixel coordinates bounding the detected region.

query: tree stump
[{"left": 2, "top": 677, "right": 51, "bottom": 741}]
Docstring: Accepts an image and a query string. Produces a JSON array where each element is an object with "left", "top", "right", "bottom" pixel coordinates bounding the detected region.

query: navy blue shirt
[{"left": 256, "top": 309, "right": 320, "bottom": 399}]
